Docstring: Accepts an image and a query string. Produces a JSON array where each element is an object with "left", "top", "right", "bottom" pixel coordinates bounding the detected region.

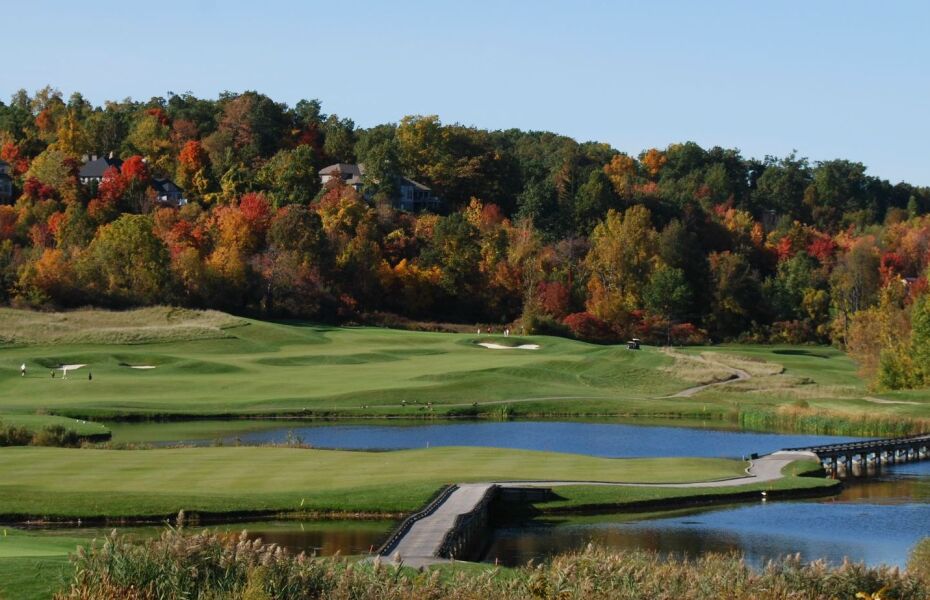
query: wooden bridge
[{"left": 783, "top": 433, "right": 930, "bottom": 477}]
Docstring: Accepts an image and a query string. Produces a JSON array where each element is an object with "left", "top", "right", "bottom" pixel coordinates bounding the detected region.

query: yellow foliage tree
[
  {"left": 603, "top": 154, "right": 637, "bottom": 197},
  {"left": 584, "top": 206, "right": 659, "bottom": 321}
]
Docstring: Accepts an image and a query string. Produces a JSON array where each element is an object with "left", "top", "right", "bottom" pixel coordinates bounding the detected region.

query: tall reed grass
[
  {"left": 56, "top": 524, "right": 929, "bottom": 600},
  {"left": 738, "top": 406, "right": 930, "bottom": 437}
]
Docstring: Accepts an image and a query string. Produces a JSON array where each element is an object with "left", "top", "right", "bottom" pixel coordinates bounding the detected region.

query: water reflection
[
  {"left": 483, "top": 462, "right": 930, "bottom": 568},
  {"left": 23, "top": 520, "right": 393, "bottom": 558}
]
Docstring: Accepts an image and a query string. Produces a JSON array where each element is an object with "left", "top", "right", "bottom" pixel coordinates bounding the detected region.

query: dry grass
[
  {"left": 55, "top": 527, "right": 930, "bottom": 600},
  {"left": 659, "top": 349, "right": 734, "bottom": 384},
  {"left": 702, "top": 352, "right": 785, "bottom": 378},
  {"left": 660, "top": 349, "right": 784, "bottom": 384},
  {"left": 0, "top": 307, "right": 244, "bottom": 345}
]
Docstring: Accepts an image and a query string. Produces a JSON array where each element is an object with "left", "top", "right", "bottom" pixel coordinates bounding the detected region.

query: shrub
[
  {"left": 562, "top": 312, "right": 617, "bottom": 343},
  {"left": 0, "top": 421, "right": 82, "bottom": 448},
  {"left": 909, "top": 537, "right": 930, "bottom": 584},
  {"left": 669, "top": 322, "right": 708, "bottom": 345},
  {"left": 32, "top": 424, "right": 81, "bottom": 448},
  {"left": 0, "top": 422, "right": 33, "bottom": 446},
  {"left": 521, "top": 310, "right": 570, "bottom": 337}
]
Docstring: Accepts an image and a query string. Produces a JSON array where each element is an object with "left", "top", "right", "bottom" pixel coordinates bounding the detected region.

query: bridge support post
[
  {"left": 792, "top": 433, "right": 930, "bottom": 480},
  {"left": 863, "top": 453, "right": 871, "bottom": 475}
]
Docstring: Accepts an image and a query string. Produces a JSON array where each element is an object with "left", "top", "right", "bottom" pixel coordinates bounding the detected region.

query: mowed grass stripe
[{"left": 0, "top": 447, "right": 746, "bottom": 518}]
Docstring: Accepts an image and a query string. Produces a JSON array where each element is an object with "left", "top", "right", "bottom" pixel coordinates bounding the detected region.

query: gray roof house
[
  {"left": 319, "top": 163, "right": 365, "bottom": 190},
  {"left": 318, "top": 162, "right": 441, "bottom": 212},
  {"left": 79, "top": 153, "right": 123, "bottom": 184},
  {"left": 0, "top": 160, "right": 12, "bottom": 203},
  {"left": 79, "top": 153, "right": 186, "bottom": 208},
  {"left": 151, "top": 177, "right": 187, "bottom": 207}
]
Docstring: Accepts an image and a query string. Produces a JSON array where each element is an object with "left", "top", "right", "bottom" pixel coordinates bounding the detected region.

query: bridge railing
[
  {"left": 437, "top": 484, "right": 499, "bottom": 560},
  {"left": 783, "top": 432, "right": 930, "bottom": 454},
  {"left": 377, "top": 484, "right": 459, "bottom": 557}
]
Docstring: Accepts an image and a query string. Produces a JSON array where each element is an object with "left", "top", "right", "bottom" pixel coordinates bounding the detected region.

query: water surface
[
  {"left": 20, "top": 519, "right": 393, "bottom": 558},
  {"left": 108, "top": 419, "right": 862, "bottom": 458},
  {"left": 484, "top": 461, "right": 930, "bottom": 568}
]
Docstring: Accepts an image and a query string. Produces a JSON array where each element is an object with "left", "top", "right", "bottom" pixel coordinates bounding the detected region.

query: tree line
[{"left": 1, "top": 87, "right": 929, "bottom": 389}]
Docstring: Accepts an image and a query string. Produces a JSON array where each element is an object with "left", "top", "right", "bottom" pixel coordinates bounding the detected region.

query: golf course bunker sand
[
  {"left": 478, "top": 342, "right": 540, "bottom": 350},
  {"left": 59, "top": 364, "right": 87, "bottom": 373},
  {"left": 127, "top": 365, "right": 157, "bottom": 369}
]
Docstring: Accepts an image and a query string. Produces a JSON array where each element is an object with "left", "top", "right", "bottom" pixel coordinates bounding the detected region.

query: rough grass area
[
  {"left": 0, "top": 307, "right": 243, "bottom": 345},
  {"left": 0, "top": 446, "right": 746, "bottom": 519}
]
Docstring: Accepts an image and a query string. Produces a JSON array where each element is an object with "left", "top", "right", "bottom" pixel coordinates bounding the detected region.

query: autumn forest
[{"left": 1, "top": 87, "right": 929, "bottom": 390}]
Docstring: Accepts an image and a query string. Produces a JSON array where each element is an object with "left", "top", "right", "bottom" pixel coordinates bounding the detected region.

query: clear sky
[{"left": 5, "top": 1, "right": 929, "bottom": 184}]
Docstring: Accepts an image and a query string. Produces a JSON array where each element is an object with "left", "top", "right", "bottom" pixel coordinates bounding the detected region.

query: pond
[
  {"left": 107, "top": 418, "right": 864, "bottom": 458},
  {"left": 483, "top": 460, "right": 930, "bottom": 568}
]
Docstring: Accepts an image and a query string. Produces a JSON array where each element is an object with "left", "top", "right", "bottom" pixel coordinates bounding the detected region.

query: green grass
[
  {"left": 2, "top": 307, "right": 929, "bottom": 436},
  {"left": 0, "top": 446, "right": 747, "bottom": 519},
  {"left": 0, "top": 556, "right": 72, "bottom": 600},
  {"left": 0, "top": 531, "right": 89, "bottom": 600},
  {"left": 531, "top": 460, "right": 838, "bottom": 512},
  {"left": 0, "top": 309, "right": 699, "bottom": 420},
  {"left": 0, "top": 415, "right": 109, "bottom": 438}
]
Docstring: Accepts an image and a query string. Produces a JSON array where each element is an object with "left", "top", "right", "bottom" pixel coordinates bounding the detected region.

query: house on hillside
[
  {"left": 151, "top": 177, "right": 186, "bottom": 207},
  {"left": 318, "top": 162, "right": 442, "bottom": 212},
  {"left": 319, "top": 163, "right": 365, "bottom": 191},
  {"left": 78, "top": 152, "right": 123, "bottom": 184},
  {"left": 0, "top": 160, "right": 12, "bottom": 203},
  {"left": 79, "top": 153, "right": 186, "bottom": 208}
]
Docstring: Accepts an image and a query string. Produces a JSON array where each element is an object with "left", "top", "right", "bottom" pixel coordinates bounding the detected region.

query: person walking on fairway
[{"left": 20, "top": 363, "right": 26, "bottom": 377}]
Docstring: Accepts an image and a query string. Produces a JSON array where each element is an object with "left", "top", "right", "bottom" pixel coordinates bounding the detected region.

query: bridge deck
[
  {"left": 784, "top": 433, "right": 930, "bottom": 455},
  {"left": 386, "top": 483, "right": 495, "bottom": 568}
]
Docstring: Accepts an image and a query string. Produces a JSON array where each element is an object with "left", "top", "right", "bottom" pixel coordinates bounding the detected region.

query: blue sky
[{"left": 6, "top": 1, "right": 929, "bottom": 184}]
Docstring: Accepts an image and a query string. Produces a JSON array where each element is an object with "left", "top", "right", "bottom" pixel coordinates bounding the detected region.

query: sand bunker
[
  {"left": 864, "top": 396, "right": 920, "bottom": 406},
  {"left": 59, "top": 364, "right": 87, "bottom": 372},
  {"left": 129, "top": 365, "right": 157, "bottom": 369},
  {"left": 478, "top": 343, "right": 540, "bottom": 350}
]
